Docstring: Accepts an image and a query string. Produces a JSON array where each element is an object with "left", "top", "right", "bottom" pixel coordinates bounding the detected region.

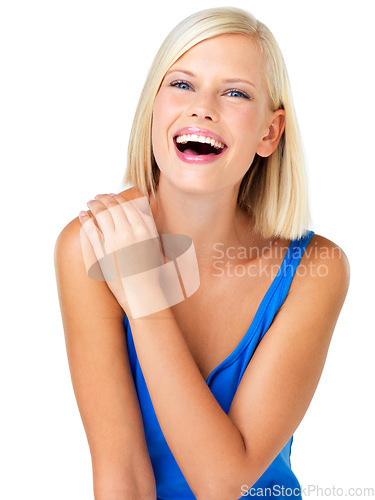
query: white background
[{"left": 1, "top": 0, "right": 374, "bottom": 498}]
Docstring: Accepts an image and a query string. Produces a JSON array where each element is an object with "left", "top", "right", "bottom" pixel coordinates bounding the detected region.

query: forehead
[{"left": 168, "top": 34, "right": 264, "bottom": 85}]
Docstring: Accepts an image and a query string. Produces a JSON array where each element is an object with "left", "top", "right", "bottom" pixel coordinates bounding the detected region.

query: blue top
[{"left": 123, "top": 229, "right": 315, "bottom": 499}]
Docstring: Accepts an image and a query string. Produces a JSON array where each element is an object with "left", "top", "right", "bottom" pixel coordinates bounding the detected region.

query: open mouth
[
  {"left": 175, "top": 139, "right": 224, "bottom": 156},
  {"left": 173, "top": 133, "right": 227, "bottom": 162}
]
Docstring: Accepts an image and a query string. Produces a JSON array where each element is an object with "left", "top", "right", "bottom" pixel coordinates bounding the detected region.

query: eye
[
  {"left": 225, "top": 89, "right": 250, "bottom": 99},
  {"left": 170, "top": 80, "right": 192, "bottom": 91}
]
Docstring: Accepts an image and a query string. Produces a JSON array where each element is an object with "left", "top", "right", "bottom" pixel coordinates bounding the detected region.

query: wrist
[
  {"left": 94, "top": 478, "right": 156, "bottom": 500},
  {"left": 92, "top": 453, "right": 156, "bottom": 500},
  {"left": 124, "top": 281, "right": 171, "bottom": 319}
]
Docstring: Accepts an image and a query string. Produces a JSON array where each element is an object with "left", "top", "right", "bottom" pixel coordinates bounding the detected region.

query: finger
[
  {"left": 132, "top": 205, "right": 159, "bottom": 238},
  {"left": 108, "top": 193, "right": 149, "bottom": 230},
  {"left": 130, "top": 196, "right": 159, "bottom": 238},
  {"left": 86, "top": 198, "right": 116, "bottom": 241},
  {"left": 93, "top": 194, "right": 132, "bottom": 235},
  {"left": 78, "top": 211, "right": 105, "bottom": 260},
  {"left": 79, "top": 211, "right": 119, "bottom": 282},
  {"left": 113, "top": 194, "right": 158, "bottom": 238},
  {"left": 120, "top": 202, "right": 153, "bottom": 240}
]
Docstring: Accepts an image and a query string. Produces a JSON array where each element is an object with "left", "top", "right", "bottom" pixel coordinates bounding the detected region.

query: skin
[
  {"left": 151, "top": 34, "right": 285, "bottom": 270},
  {"left": 54, "top": 34, "right": 350, "bottom": 499}
]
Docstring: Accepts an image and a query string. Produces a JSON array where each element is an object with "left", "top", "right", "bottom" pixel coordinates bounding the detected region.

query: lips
[{"left": 172, "top": 127, "right": 228, "bottom": 164}]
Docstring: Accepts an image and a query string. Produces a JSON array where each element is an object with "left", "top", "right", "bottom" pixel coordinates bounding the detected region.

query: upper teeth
[{"left": 176, "top": 134, "right": 225, "bottom": 149}]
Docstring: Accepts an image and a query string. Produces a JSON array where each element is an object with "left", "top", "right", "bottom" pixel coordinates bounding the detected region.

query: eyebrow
[{"left": 165, "top": 69, "right": 257, "bottom": 89}]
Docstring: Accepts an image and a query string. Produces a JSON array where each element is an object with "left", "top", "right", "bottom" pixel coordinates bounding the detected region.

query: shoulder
[
  {"left": 54, "top": 186, "right": 144, "bottom": 259},
  {"left": 54, "top": 215, "right": 82, "bottom": 268},
  {"left": 283, "top": 232, "right": 350, "bottom": 329},
  {"left": 299, "top": 232, "right": 350, "bottom": 290},
  {"left": 228, "top": 233, "right": 350, "bottom": 469},
  {"left": 54, "top": 186, "right": 144, "bottom": 318}
]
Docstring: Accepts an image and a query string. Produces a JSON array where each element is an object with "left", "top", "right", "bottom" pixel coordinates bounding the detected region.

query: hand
[{"left": 78, "top": 193, "right": 166, "bottom": 317}]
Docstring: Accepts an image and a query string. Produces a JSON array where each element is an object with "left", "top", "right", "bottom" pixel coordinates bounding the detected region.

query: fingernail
[
  {"left": 79, "top": 211, "right": 87, "bottom": 217},
  {"left": 109, "top": 193, "right": 116, "bottom": 196},
  {"left": 94, "top": 194, "right": 101, "bottom": 199}
]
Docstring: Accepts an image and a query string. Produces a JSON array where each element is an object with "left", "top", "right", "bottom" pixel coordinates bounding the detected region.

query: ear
[{"left": 256, "top": 109, "right": 286, "bottom": 158}]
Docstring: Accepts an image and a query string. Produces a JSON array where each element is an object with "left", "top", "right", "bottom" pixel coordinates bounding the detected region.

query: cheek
[
  {"left": 227, "top": 109, "right": 262, "bottom": 174},
  {"left": 152, "top": 96, "right": 167, "bottom": 142},
  {"left": 235, "top": 108, "right": 258, "bottom": 133},
  {"left": 231, "top": 107, "right": 265, "bottom": 153},
  {"left": 152, "top": 94, "right": 176, "bottom": 144},
  {"left": 152, "top": 95, "right": 165, "bottom": 131},
  {"left": 152, "top": 97, "right": 172, "bottom": 165},
  {"left": 152, "top": 91, "right": 187, "bottom": 160},
  {"left": 153, "top": 91, "right": 182, "bottom": 120}
]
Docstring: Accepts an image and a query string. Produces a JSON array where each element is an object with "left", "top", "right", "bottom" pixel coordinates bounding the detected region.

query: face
[{"left": 151, "top": 34, "right": 285, "bottom": 195}]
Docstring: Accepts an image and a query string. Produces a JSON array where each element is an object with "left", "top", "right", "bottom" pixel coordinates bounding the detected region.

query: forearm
[
  {"left": 129, "top": 308, "right": 250, "bottom": 499},
  {"left": 94, "top": 483, "right": 155, "bottom": 500},
  {"left": 64, "top": 309, "right": 156, "bottom": 499},
  {"left": 94, "top": 482, "right": 152, "bottom": 500},
  {"left": 92, "top": 429, "right": 156, "bottom": 499},
  {"left": 89, "top": 399, "right": 156, "bottom": 500},
  {"left": 93, "top": 451, "right": 156, "bottom": 500},
  {"left": 55, "top": 213, "right": 158, "bottom": 499}
]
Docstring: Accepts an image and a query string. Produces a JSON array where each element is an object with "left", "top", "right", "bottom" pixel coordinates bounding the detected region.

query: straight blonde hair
[{"left": 122, "top": 7, "right": 311, "bottom": 240}]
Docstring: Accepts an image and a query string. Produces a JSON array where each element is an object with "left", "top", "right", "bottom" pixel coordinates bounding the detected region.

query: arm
[
  {"left": 128, "top": 236, "right": 350, "bottom": 500},
  {"left": 81, "top": 194, "right": 350, "bottom": 498},
  {"left": 54, "top": 217, "right": 156, "bottom": 500}
]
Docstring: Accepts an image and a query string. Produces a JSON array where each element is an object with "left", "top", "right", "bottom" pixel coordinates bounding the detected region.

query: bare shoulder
[
  {"left": 117, "top": 185, "right": 148, "bottom": 200},
  {"left": 283, "top": 232, "right": 351, "bottom": 331},
  {"left": 54, "top": 213, "right": 85, "bottom": 284},
  {"left": 228, "top": 232, "right": 351, "bottom": 473},
  {"left": 305, "top": 232, "right": 350, "bottom": 264},
  {"left": 54, "top": 185, "right": 144, "bottom": 255},
  {"left": 298, "top": 232, "right": 350, "bottom": 290},
  {"left": 53, "top": 187, "right": 143, "bottom": 320}
]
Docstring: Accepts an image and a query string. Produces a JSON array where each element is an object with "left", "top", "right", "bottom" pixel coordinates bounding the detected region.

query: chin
[{"left": 158, "top": 167, "right": 218, "bottom": 196}]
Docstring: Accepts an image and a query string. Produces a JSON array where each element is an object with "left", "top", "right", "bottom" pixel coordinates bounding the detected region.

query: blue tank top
[{"left": 123, "top": 229, "right": 315, "bottom": 499}]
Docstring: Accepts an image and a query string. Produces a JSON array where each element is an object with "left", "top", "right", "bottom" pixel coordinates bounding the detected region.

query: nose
[{"left": 186, "top": 92, "right": 218, "bottom": 122}]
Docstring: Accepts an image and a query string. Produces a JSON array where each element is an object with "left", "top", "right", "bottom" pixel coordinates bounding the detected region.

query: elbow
[
  {"left": 194, "top": 474, "right": 257, "bottom": 500},
  {"left": 195, "top": 484, "right": 248, "bottom": 500},
  {"left": 193, "top": 458, "right": 263, "bottom": 500},
  {"left": 194, "top": 487, "right": 234, "bottom": 500}
]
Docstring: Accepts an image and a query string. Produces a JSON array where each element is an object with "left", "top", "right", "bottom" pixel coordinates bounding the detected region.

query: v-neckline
[
  {"left": 204, "top": 237, "right": 298, "bottom": 384},
  {"left": 124, "top": 235, "right": 305, "bottom": 385}
]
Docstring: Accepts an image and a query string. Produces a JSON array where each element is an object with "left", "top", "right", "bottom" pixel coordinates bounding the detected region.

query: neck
[{"left": 149, "top": 175, "right": 257, "bottom": 271}]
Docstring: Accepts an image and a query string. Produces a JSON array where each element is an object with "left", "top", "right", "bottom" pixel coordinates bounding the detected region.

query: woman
[{"left": 54, "top": 7, "right": 350, "bottom": 500}]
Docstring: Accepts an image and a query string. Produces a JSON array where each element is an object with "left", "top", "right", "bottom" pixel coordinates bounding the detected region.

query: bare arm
[
  {"left": 127, "top": 236, "right": 350, "bottom": 500},
  {"left": 78, "top": 193, "right": 350, "bottom": 499},
  {"left": 54, "top": 216, "right": 156, "bottom": 500}
]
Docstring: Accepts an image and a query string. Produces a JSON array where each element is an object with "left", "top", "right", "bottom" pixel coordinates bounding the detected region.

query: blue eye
[
  {"left": 170, "top": 80, "right": 192, "bottom": 90},
  {"left": 226, "top": 89, "right": 250, "bottom": 99}
]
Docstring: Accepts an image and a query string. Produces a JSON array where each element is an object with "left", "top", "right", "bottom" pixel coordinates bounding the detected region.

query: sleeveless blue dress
[{"left": 123, "top": 229, "right": 315, "bottom": 499}]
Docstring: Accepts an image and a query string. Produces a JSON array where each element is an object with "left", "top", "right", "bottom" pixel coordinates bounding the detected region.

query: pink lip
[{"left": 173, "top": 126, "right": 228, "bottom": 165}]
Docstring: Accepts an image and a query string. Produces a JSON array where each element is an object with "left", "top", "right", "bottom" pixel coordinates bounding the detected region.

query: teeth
[{"left": 175, "top": 134, "right": 225, "bottom": 149}]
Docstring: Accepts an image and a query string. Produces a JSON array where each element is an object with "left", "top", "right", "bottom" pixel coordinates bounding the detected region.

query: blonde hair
[{"left": 122, "top": 7, "right": 310, "bottom": 240}]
